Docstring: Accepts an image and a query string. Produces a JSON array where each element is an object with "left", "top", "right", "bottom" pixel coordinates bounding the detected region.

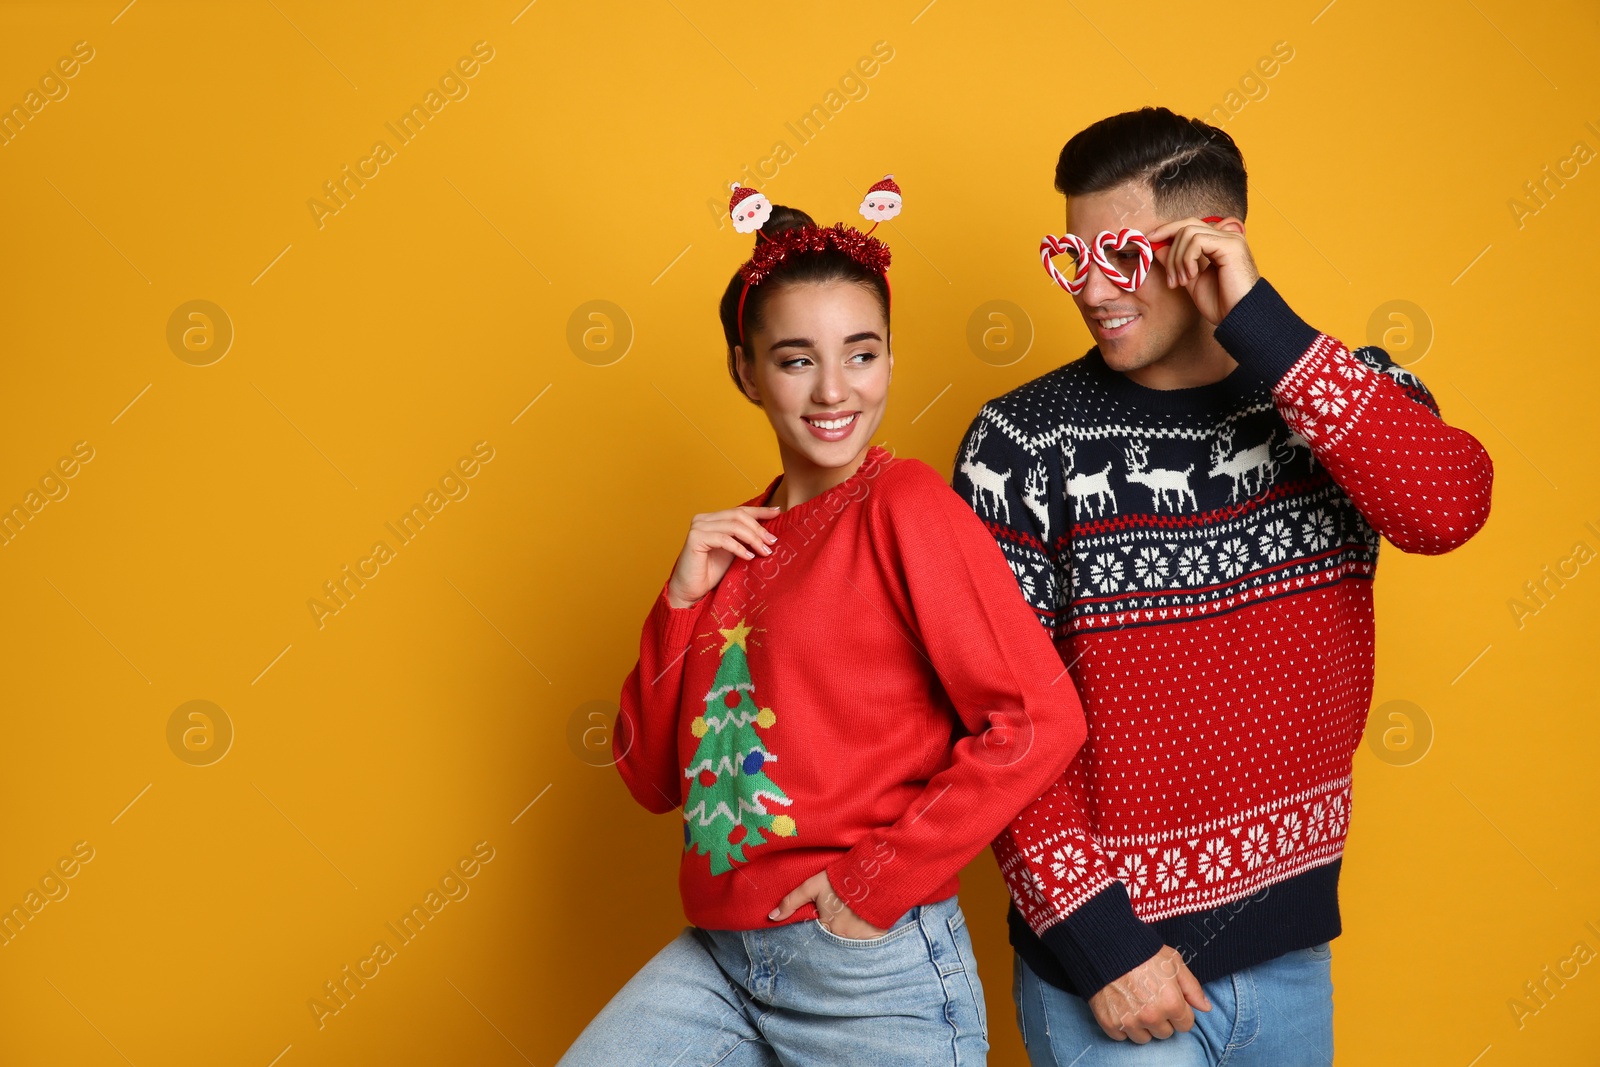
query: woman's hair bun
[{"left": 756, "top": 204, "right": 815, "bottom": 247}]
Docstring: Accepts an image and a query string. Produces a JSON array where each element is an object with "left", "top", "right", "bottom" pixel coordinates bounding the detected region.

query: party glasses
[{"left": 1040, "top": 215, "right": 1224, "bottom": 294}]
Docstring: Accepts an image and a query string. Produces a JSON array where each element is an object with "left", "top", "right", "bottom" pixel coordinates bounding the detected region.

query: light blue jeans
[
  {"left": 558, "top": 894, "right": 989, "bottom": 1066},
  {"left": 1013, "top": 944, "right": 1334, "bottom": 1066}
]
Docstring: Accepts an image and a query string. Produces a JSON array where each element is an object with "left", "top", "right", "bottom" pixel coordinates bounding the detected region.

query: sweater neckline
[
  {"left": 1084, "top": 346, "right": 1262, "bottom": 414},
  {"left": 757, "top": 444, "right": 892, "bottom": 531}
]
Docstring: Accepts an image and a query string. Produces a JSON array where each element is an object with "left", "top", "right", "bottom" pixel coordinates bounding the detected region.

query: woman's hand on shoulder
[{"left": 665, "top": 505, "right": 782, "bottom": 608}]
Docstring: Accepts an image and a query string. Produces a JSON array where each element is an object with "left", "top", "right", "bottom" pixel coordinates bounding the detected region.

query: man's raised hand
[{"left": 1146, "top": 216, "right": 1259, "bottom": 326}]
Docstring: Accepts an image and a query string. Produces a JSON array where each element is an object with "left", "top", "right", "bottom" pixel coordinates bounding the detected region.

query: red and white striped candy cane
[
  {"left": 1041, "top": 216, "right": 1226, "bottom": 294},
  {"left": 1040, "top": 233, "right": 1090, "bottom": 294},
  {"left": 1092, "top": 228, "right": 1155, "bottom": 291}
]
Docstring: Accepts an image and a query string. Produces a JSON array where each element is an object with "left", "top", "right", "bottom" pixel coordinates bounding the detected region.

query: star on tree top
[{"left": 719, "top": 618, "right": 753, "bottom": 654}]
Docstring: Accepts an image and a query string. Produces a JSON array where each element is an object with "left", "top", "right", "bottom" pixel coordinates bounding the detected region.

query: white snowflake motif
[
  {"left": 1176, "top": 544, "right": 1211, "bottom": 586},
  {"left": 1327, "top": 793, "right": 1349, "bottom": 839},
  {"left": 1022, "top": 869, "right": 1048, "bottom": 907},
  {"left": 1305, "top": 800, "right": 1328, "bottom": 845},
  {"left": 1275, "top": 811, "right": 1303, "bottom": 857},
  {"left": 1240, "top": 825, "right": 1271, "bottom": 870},
  {"left": 1009, "top": 558, "right": 1037, "bottom": 602},
  {"left": 1334, "top": 355, "right": 1370, "bottom": 382},
  {"left": 1258, "top": 519, "right": 1293, "bottom": 564},
  {"left": 1133, "top": 546, "right": 1169, "bottom": 588},
  {"left": 1115, "top": 852, "right": 1150, "bottom": 899},
  {"left": 1216, "top": 537, "right": 1250, "bottom": 579},
  {"left": 1050, "top": 842, "right": 1087, "bottom": 886},
  {"left": 1155, "top": 848, "right": 1187, "bottom": 893},
  {"left": 1280, "top": 402, "right": 1318, "bottom": 443},
  {"left": 1197, "top": 838, "right": 1232, "bottom": 883},
  {"left": 1306, "top": 374, "right": 1348, "bottom": 420},
  {"left": 1089, "top": 553, "right": 1124, "bottom": 594},
  {"left": 1301, "top": 507, "right": 1336, "bottom": 552}
]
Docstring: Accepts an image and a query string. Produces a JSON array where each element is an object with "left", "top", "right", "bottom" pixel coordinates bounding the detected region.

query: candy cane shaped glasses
[{"left": 1040, "top": 216, "right": 1224, "bottom": 294}]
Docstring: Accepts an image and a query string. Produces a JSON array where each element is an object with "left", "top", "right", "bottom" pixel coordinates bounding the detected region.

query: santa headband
[{"left": 728, "top": 174, "right": 902, "bottom": 348}]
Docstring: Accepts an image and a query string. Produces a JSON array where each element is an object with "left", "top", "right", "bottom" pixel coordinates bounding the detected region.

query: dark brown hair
[{"left": 1055, "top": 106, "right": 1247, "bottom": 222}]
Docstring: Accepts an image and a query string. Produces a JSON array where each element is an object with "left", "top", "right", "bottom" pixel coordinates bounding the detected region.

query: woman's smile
[{"left": 801, "top": 411, "right": 860, "bottom": 440}]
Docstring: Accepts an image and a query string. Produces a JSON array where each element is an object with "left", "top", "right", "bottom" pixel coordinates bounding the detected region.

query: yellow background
[{"left": 1, "top": 1, "right": 1596, "bottom": 1063}]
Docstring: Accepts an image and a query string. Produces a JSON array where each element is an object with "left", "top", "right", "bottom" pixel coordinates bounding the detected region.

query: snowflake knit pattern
[{"left": 954, "top": 276, "right": 1494, "bottom": 996}]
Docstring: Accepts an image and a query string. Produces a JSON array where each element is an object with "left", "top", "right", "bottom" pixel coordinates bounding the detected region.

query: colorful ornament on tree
[{"left": 682, "top": 618, "right": 796, "bottom": 875}]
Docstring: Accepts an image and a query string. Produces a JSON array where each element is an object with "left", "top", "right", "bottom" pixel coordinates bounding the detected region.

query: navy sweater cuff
[
  {"left": 1211, "top": 276, "right": 1322, "bottom": 386},
  {"left": 1038, "top": 882, "right": 1166, "bottom": 995}
]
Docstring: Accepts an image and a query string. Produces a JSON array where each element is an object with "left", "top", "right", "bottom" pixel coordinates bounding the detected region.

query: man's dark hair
[{"left": 1054, "top": 106, "right": 1247, "bottom": 222}]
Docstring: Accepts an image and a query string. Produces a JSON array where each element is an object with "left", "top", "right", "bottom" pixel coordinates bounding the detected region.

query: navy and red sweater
[{"left": 953, "top": 276, "right": 1494, "bottom": 996}]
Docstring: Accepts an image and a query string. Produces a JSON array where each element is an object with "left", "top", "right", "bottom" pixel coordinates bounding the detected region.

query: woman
[{"left": 558, "top": 196, "right": 1089, "bottom": 1067}]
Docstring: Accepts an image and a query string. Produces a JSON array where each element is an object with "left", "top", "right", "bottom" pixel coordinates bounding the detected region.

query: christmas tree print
[{"left": 683, "top": 618, "right": 796, "bottom": 875}]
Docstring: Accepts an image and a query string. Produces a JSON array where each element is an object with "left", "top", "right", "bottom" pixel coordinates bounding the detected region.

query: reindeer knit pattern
[{"left": 953, "top": 277, "right": 1494, "bottom": 996}]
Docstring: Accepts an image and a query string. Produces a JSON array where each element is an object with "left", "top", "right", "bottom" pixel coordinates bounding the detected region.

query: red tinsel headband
[
  {"left": 734, "top": 224, "right": 893, "bottom": 347},
  {"left": 728, "top": 175, "right": 903, "bottom": 348}
]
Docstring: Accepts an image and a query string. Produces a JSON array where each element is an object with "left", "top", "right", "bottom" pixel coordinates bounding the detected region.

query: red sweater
[{"left": 614, "top": 446, "right": 1088, "bottom": 931}]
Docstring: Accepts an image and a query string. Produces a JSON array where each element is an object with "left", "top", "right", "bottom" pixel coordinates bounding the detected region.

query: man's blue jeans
[
  {"left": 558, "top": 894, "right": 989, "bottom": 1066},
  {"left": 1012, "top": 944, "right": 1334, "bottom": 1066}
]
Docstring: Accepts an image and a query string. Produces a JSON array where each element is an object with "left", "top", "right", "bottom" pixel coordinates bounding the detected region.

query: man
[{"left": 951, "top": 107, "right": 1493, "bottom": 1065}]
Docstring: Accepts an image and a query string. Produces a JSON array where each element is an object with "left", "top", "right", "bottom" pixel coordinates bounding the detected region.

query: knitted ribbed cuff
[
  {"left": 1037, "top": 882, "right": 1166, "bottom": 995},
  {"left": 650, "top": 577, "right": 710, "bottom": 655},
  {"left": 1211, "top": 276, "right": 1323, "bottom": 386}
]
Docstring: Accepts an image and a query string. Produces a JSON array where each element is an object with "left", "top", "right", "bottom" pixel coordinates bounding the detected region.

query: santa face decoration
[
  {"left": 723, "top": 172, "right": 903, "bottom": 348},
  {"left": 729, "top": 183, "right": 773, "bottom": 234},
  {"left": 858, "top": 174, "right": 902, "bottom": 222}
]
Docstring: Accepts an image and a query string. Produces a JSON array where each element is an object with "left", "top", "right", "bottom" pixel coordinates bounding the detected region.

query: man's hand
[
  {"left": 768, "top": 870, "right": 887, "bottom": 940},
  {"left": 1087, "top": 945, "right": 1212, "bottom": 1042},
  {"left": 1145, "top": 216, "right": 1259, "bottom": 326}
]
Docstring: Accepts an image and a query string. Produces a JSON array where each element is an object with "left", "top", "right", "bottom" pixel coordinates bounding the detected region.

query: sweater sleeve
[
  {"left": 821, "top": 461, "right": 1089, "bottom": 931},
  {"left": 992, "top": 776, "right": 1166, "bottom": 993},
  {"left": 1213, "top": 277, "right": 1494, "bottom": 554},
  {"left": 951, "top": 412, "right": 1166, "bottom": 993},
  {"left": 950, "top": 409, "right": 1065, "bottom": 636},
  {"left": 614, "top": 578, "right": 714, "bottom": 815}
]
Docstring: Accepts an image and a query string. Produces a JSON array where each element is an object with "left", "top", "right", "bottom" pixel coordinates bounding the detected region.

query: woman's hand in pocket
[
  {"left": 666, "top": 506, "right": 781, "bottom": 608},
  {"left": 768, "top": 870, "right": 887, "bottom": 939}
]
